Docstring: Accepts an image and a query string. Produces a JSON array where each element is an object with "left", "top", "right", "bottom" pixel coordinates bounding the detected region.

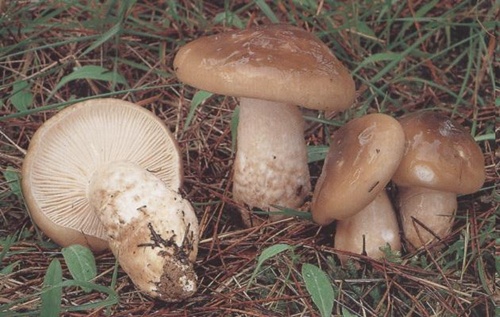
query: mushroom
[
  {"left": 334, "top": 190, "right": 401, "bottom": 265},
  {"left": 392, "top": 111, "right": 485, "bottom": 249},
  {"left": 174, "top": 24, "right": 355, "bottom": 225},
  {"left": 22, "top": 98, "right": 199, "bottom": 301},
  {"left": 311, "top": 113, "right": 406, "bottom": 225}
]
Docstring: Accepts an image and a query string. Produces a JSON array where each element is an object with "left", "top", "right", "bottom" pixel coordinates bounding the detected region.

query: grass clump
[{"left": 1, "top": 1, "right": 497, "bottom": 316}]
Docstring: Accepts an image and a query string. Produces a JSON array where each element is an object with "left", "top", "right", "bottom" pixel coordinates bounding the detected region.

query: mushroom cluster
[
  {"left": 22, "top": 98, "right": 199, "bottom": 301},
  {"left": 173, "top": 24, "right": 485, "bottom": 264},
  {"left": 312, "top": 111, "right": 485, "bottom": 264}
]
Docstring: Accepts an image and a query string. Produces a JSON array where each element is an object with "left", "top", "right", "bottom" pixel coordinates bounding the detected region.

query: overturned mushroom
[
  {"left": 22, "top": 98, "right": 199, "bottom": 301},
  {"left": 174, "top": 24, "right": 355, "bottom": 225},
  {"left": 392, "top": 111, "right": 485, "bottom": 249}
]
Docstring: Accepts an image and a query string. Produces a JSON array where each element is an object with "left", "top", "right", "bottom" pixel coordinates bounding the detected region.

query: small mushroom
[
  {"left": 392, "top": 111, "right": 485, "bottom": 249},
  {"left": 22, "top": 99, "right": 199, "bottom": 301},
  {"left": 311, "top": 113, "right": 406, "bottom": 225},
  {"left": 334, "top": 190, "right": 401, "bottom": 265},
  {"left": 174, "top": 24, "right": 355, "bottom": 225}
]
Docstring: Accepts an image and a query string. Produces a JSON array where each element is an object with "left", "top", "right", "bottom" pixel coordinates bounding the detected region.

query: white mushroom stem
[
  {"left": 397, "top": 186, "right": 457, "bottom": 250},
  {"left": 87, "top": 161, "right": 199, "bottom": 302},
  {"left": 334, "top": 190, "right": 401, "bottom": 265},
  {"left": 232, "top": 97, "right": 311, "bottom": 225}
]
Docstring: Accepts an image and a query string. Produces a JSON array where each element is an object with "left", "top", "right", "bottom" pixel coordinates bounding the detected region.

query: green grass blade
[
  {"left": 254, "top": 0, "right": 279, "bottom": 23},
  {"left": 183, "top": 90, "right": 213, "bottom": 132},
  {"left": 47, "top": 65, "right": 127, "bottom": 102},
  {"left": 81, "top": 22, "right": 122, "bottom": 56},
  {"left": 307, "top": 145, "right": 329, "bottom": 163}
]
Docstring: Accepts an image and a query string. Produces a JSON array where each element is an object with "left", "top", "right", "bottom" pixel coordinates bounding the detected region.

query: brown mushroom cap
[
  {"left": 21, "top": 98, "right": 183, "bottom": 252},
  {"left": 311, "top": 113, "right": 405, "bottom": 225},
  {"left": 334, "top": 190, "right": 401, "bottom": 265},
  {"left": 173, "top": 24, "right": 355, "bottom": 111},
  {"left": 392, "top": 111, "right": 485, "bottom": 194}
]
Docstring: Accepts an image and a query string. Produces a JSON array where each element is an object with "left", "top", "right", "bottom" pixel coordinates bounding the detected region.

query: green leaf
[
  {"left": 247, "top": 243, "right": 293, "bottom": 289},
  {"left": 302, "top": 263, "right": 335, "bottom": 317},
  {"left": 62, "top": 245, "right": 97, "bottom": 293},
  {"left": 10, "top": 80, "right": 33, "bottom": 111},
  {"left": 49, "top": 65, "right": 127, "bottom": 101},
  {"left": 40, "top": 259, "right": 63, "bottom": 317},
  {"left": 183, "top": 90, "right": 213, "bottom": 132},
  {"left": 2, "top": 167, "right": 22, "bottom": 200}
]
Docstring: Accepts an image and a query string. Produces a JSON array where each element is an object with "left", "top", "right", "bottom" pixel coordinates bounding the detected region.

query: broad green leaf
[
  {"left": 3, "top": 167, "right": 22, "bottom": 200},
  {"left": 183, "top": 90, "right": 213, "bottom": 132},
  {"left": 49, "top": 65, "right": 127, "bottom": 101},
  {"left": 10, "top": 80, "right": 33, "bottom": 111},
  {"left": 247, "top": 243, "right": 293, "bottom": 289},
  {"left": 40, "top": 259, "right": 62, "bottom": 317},
  {"left": 62, "top": 245, "right": 97, "bottom": 293},
  {"left": 302, "top": 263, "right": 335, "bottom": 317}
]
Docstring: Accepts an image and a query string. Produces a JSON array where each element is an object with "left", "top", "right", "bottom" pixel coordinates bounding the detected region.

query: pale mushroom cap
[
  {"left": 334, "top": 190, "right": 401, "bottom": 265},
  {"left": 398, "top": 186, "right": 457, "bottom": 249},
  {"left": 392, "top": 111, "right": 485, "bottom": 194},
  {"left": 174, "top": 24, "right": 355, "bottom": 111},
  {"left": 22, "top": 98, "right": 183, "bottom": 252},
  {"left": 311, "top": 113, "right": 405, "bottom": 225}
]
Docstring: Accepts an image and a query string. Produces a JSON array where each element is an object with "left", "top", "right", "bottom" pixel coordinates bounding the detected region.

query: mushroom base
[
  {"left": 88, "top": 161, "right": 199, "bottom": 301},
  {"left": 397, "top": 186, "right": 457, "bottom": 250},
  {"left": 334, "top": 190, "right": 401, "bottom": 265}
]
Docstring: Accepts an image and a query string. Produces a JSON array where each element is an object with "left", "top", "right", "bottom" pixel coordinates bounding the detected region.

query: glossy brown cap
[
  {"left": 311, "top": 113, "right": 405, "bottom": 225},
  {"left": 392, "top": 111, "right": 485, "bottom": 194},
  {"left": 174, "top": 24, "right": 355, "bottom": 111},
  {"left": 21, "top": 99, "right": 183, "bottom": 252}
]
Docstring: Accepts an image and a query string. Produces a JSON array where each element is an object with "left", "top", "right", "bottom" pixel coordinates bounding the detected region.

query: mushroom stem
[
  {"left": 334, "top": 190, "right": 401, "bottom": 265},
  {"left": 232, "top": 97, "right": 311, "bottom": 225},
  {"left": 397, "top": 186, "right": 457, "bottom": 250},
  {"left": 88, "top": 161, "right": 199, "bottom": 301}
]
